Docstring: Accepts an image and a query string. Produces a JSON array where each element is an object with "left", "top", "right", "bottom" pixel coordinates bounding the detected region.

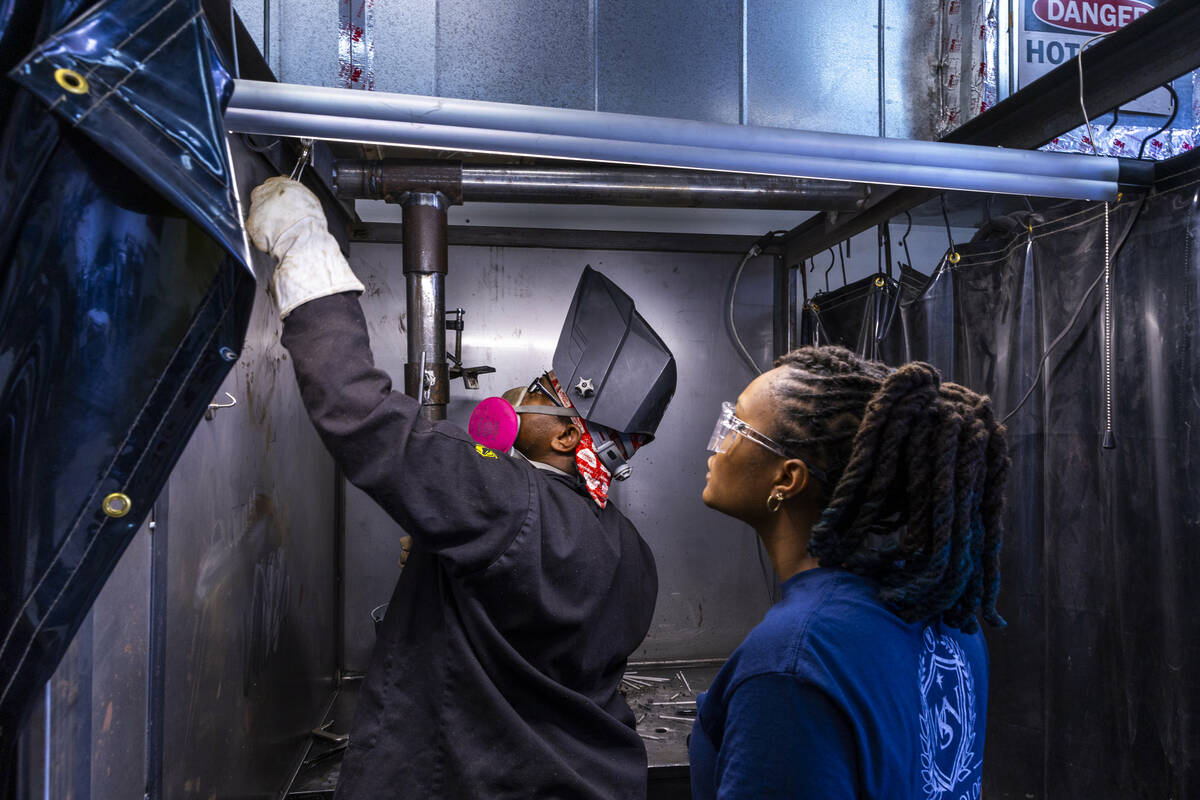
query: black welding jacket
[{"left": 281, "top": 293, "right": 658, "bottom": 799}]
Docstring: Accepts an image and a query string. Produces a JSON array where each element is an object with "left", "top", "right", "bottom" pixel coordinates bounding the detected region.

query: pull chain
[{"left": 1102, "top": 201, "right": 1116, "bottom": 449}]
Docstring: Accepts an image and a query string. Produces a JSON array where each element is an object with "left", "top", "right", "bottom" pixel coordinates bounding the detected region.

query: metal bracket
[
  {"left": 444, "top": 307, "right": 495, "bottom": 389},
  {"left": 311, "top": 720, "right": 349, "bottom": 745},
  {"left": 418, "top": 351, "right": 434, "bottom": 404}
]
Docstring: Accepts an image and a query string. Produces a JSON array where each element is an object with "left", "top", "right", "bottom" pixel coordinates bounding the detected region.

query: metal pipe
[
  {"left": 226, "top": 80, "right": 1125, "bottom": 200},
  {"left": 229, "top": 80, "right": 1116, "bottom": 181},
  {"left": 333, "top": 161, "right": 867, "bottom": 210},
  {"left": 400, "top": 193, "right": 450, "bottom": 421}
]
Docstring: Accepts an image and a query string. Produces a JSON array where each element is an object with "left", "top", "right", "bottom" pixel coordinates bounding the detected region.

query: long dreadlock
[{"left": 770, "top": 346, "right": 1008, "bottom": 633}]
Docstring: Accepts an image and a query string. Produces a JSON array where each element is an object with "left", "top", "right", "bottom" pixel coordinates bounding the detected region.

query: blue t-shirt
[{"left": 690, "top": 567, "right": 989, "bottom": 800}]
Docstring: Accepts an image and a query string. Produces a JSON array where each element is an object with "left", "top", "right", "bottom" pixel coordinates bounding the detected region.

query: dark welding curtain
[
  {"left": 800, "top": 265, "right": 929, "bottom": 363},
  {"left": 0, "top": 0, "right": 255, "bottom": 775},
  {"left": 807, "top": 156, "right": 1200, "bottom": 797}
]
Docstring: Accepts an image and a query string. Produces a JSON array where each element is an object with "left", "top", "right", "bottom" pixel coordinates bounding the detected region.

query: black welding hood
[{"left": 552, "top": 266, "right": 676, "bottom": 441}]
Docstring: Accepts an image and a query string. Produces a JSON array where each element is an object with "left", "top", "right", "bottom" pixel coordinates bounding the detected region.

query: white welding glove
[{"left": 246, "top": 176, "right": 365, "bottom": 319}]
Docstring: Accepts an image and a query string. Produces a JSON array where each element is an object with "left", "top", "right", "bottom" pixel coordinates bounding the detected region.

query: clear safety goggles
[{"left": 707, "top": 401, "right": 828, "bottom": 483}]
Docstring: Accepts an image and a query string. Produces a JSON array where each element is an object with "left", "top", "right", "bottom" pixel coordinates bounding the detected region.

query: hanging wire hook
[
  {"left": 939, "top": 194, "right": 960, "bottom": 265},
  {"left": 823, "top": 248, "right": 837, "bottom": 292},
  {"left": 204, "top": 392, "right": 237, "bottom": 421},
  {"left": 898, "top": 211, "right": 913, "bottom": 271},
  {"left": 1136, "top": 83, "right": 1178, "bottom": 160},
  {"left": 1077, "top": 31, "right": 1112, "bottom": 157},
  {"left": 799, "top": 257, "right": 810, "bottom": 307},
  {"left": 290, "top": 137, "right": 314, "bottom": 182}
]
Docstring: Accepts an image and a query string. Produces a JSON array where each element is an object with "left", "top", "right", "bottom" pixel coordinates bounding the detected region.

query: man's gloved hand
[{"left": 246, "top": 176, "right": 365, "bottom": 319}]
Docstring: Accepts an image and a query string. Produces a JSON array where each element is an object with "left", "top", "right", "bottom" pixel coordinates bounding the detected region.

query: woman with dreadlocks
[{"left": 689, "top": 346, "right": 1008, "bottom": 800}]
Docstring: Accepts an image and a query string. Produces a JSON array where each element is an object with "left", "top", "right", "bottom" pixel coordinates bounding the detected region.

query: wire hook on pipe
[
  {"left": 898, "top": 210, "right": 913, "bottom": 271},
  {"left": 823, "top": 248, "right": 837, "bottom": 292},
  {"left": 939, "top": 194, "right": 959, "bottom": 266},
  {"left": 290, "top": 137, "right": 314, "bottom": 182}
]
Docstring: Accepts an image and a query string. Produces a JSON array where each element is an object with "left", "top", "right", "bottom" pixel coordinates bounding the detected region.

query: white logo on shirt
[{"left": 918, "top": 627, "right": 980, "bottom": 800}]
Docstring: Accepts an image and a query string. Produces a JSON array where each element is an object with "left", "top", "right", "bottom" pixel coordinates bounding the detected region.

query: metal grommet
[
  {"left": 53, "top": 68, "right": 89, "bottom": 95},
  {"left": 874, "top": 276, "right": 886, "bottom": 288},
  {"left": 219, "top": 346, "right": 238, "bottom": 362},
  {"left": 808, "top": 302, "right": 819, "bottom": 312},
  {"left": 948, "top": 251, "right": 962, "bottom": 265},
  {"left": 102, "top": 493, "right": 132, "bottom": 518}
]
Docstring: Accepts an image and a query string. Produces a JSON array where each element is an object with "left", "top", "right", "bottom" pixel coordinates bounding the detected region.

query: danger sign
[{"left": 1019, "top": 0, "right": 1168, "bottom": 113}]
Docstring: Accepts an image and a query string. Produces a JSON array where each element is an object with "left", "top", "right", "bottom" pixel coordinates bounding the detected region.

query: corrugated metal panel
[
  {"left": 597, "top": 0, "right": 741, "bottom": 123},
  {"left": 435, "top": 0, "right": 595, "bottom": 108},
  {"left": 343, "top": 242, "right": 777, "bottom": 666},
  {"left": 746, "top": 0, "right": 880, "bottom": 135}
]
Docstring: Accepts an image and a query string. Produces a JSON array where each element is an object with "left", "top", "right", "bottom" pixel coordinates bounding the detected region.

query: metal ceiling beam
[
  {"left": 779, "top": 0, "right": 1197, "bottom": 267},
  {"left": 348, "top": 223, "right": 763, "bottom": 254},
  {"left": 332, "top": 160, "right": 869, "bottom": 210}
]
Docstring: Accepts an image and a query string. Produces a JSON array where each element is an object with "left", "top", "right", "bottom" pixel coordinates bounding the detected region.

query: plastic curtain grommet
[
  {"left": 53, "top": 68, "right": 89, "bottom": 95},
  {"left": 948, "top": 252, "right": 962, "bottom": 265},
  {"left": 101, "top": 493, "right": 132, "bottom": 518}
]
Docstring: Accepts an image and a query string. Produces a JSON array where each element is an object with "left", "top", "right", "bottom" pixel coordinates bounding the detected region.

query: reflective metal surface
[
  {"left": 257, "top": 0, "right": 970, "bottom": 145},
  {"left": 435, "top": 0, "right": 594, "bottom": 109},
  {"left": 597, "top": 0, "right": 740, "bottom": 123},
  {"left": 15, "top": 524, "right": 151, "bottom": 799},
  {"left": 343, "top": 243, "right": 778, "bottom": 670},
  {"left": 277, "top": 0, "right": 339, "bottom": 90},
  {"left": 154, "top": 136, "right": 339, "bottom": 799},
  {"left": 746, "top": 0, "right": 880, "bottom": 135},
  {"left": 401, "top": 195, "right": 450, "bottom": 420},
  {"left": 883, "top": 0, "right": 942, "bottom": 139}
]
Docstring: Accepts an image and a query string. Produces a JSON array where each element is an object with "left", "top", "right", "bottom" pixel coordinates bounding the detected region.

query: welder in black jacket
[{"left": 246, "top": 177, "right": 677, "bottom": 799}]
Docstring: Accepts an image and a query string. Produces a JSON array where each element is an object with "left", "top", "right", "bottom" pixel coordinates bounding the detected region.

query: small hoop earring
[{"left": 766, "top": 492, "right": 784, "bottom": 513}]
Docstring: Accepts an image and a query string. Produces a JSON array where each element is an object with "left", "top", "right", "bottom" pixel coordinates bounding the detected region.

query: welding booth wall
[{"left": 804, "top": 156, "right": 1200, "bottom": 799}]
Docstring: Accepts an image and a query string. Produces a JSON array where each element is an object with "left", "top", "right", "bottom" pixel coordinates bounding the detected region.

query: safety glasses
[
  {"left": 526, "top": 372, "right": 564, "bottom": 406},
  {"left": 515, "top": 373, "right": 578, "bottom": 418},
  {"left": 707, "top": 401, "right": 828, "bottom": 483}
]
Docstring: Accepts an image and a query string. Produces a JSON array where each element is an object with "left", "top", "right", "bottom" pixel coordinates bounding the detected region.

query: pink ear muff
[{"left": 468, "top": 396, "right": 520, "bottom": 452}]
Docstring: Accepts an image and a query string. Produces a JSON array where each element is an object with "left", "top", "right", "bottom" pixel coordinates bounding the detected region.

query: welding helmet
[
  {"left": 552, "top": 266, "right": 677, "bottom": 444},
  {"left": 468, "top": 374, "right": 576, "bottom": 453}
]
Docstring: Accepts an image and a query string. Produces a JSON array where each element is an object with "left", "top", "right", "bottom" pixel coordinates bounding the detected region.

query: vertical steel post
[
  {"left": 401, "top": 193, "right": 450, "bottom": 420},
  {"left": 772, "top": 253, "right": 790, "bottom": 359}
]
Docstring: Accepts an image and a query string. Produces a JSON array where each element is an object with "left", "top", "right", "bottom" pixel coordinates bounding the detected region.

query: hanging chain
[{"left": 1103, "top": 201, "right": 1115, "bottom": 449}]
